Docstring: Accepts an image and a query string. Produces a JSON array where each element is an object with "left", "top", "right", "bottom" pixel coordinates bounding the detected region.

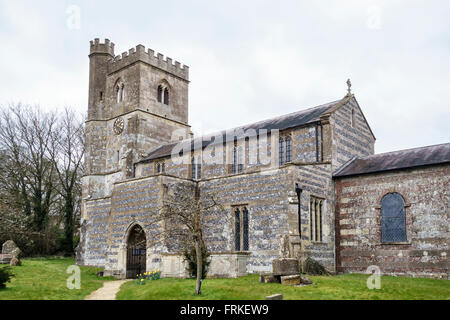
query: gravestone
[
  {"left": 1, "top": 240, "right": 22, "bottom": 266},
  {"left": 266, "top": 294, "right": 283, "bottom": 300}
]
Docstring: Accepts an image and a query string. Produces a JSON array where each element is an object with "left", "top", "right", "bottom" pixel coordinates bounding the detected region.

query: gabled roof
[
  {"left": 139, "top": 95, "right": 352, "bottom": 163},
  {"left": 333, "top": 143, "right": 450, "bottom": 178}
]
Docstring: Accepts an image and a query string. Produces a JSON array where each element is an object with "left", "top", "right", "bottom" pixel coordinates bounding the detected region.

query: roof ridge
[
  {"left": 361, "top": 142, "right": 450, "bottom": 159},
  {"left": 145, "top": 98, "right": 343, "bottom": 154}
]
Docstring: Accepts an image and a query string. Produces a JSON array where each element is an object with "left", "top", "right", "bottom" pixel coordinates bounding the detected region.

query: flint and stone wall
[{"left": 335, "top": 164, "right": 449, "bottom": 279}]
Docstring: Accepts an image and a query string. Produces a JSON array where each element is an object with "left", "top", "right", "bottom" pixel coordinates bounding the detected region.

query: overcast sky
[{"left": 0, "top": 0, "right": 449, "bottom": 154}]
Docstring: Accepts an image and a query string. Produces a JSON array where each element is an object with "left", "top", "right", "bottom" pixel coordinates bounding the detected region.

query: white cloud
[{"left": 0, "top": 0, "right": 448, "bottom": 154}]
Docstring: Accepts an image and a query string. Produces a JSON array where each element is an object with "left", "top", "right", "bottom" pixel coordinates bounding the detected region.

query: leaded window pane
[
  {"left": 243, "top": 208, "right": 249, "bottom": 251},
  {"left": 286, "top": 137, "right": 292, "bottom": 163},
  {"left": 235, "top": 209, "right": 240, "bottom": 251},
  {"left": 279, "top": 138, "right": 285, "bottom": 166},
  {"left": 381, "top": 193, "right": 407, "bottom": 242}
]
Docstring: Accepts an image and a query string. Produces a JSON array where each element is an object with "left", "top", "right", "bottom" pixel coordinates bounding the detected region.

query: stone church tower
[{"left": 82, "top": 39, "right": 191, "bottom": 210}]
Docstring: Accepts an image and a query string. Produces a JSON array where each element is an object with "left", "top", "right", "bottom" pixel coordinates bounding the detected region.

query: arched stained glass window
[{"left": 381, "top": 193, "right": 407, "bottom": 243}]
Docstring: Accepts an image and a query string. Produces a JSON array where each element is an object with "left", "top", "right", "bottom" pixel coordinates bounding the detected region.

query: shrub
[
  {"left": 183, "top": 244, "right": 210, "bottom": 279},
  {"left": 0, "top": 266, "right": 14, "bottom": 289},
  {"left": 303, "top": 257, "right": 331, "bottom": 275}
]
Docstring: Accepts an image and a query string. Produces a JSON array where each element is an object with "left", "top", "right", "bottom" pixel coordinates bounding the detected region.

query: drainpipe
[{"left": 295, "top": 183, "right": 303, "bottom": 238}]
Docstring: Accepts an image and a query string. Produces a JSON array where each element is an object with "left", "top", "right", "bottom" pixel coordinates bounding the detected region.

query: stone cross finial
[{"left": 347, "top": 79, "right": 352, "bottom": 95}]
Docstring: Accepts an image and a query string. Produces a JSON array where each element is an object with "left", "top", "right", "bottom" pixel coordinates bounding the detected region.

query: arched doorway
[{"left": 126, "top": 224, "right": 146, "bottom": 279}]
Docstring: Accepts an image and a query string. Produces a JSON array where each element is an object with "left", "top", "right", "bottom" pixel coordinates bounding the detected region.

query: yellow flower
[{"left": 141, "top": 279, "right": 144, "bottom": 282}]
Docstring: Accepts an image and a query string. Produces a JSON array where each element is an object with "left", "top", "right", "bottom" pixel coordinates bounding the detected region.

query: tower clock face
[{"left": 113, "top": 117, "right": 124, "bottom": 135}]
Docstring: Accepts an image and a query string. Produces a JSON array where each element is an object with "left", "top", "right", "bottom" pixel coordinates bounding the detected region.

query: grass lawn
[
  {"left": 117, "top": 274, "right": 450, "bottom": 300},
  {"left": 0, "top": 257, "right": 113, "bottom": 300}
]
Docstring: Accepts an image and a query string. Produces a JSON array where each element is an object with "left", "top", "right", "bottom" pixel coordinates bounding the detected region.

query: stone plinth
[
  {"left": 281, "top": 274, "right": 302, "bottom": 286},
  {"left": 272, "top": 258, "right": 300, "bottom": 276}
]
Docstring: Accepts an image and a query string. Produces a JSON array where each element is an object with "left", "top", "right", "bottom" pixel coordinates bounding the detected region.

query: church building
[{"left": 77, "top": 39, "right": 449, "bottom": 279}]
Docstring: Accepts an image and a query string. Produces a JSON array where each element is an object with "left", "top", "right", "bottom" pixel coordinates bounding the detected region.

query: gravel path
[{"left": 84, "top": 280, "right": 130, "bottom": 300}]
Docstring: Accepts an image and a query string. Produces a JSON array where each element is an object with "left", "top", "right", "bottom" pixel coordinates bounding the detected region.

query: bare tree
[
  {"left": 47, "top": 107, "right": 85, "bottom": 255},
  {"left": 0, "top": 104, "right": 57, "bottom": 230},
  {"left": 0, "top": 104, "right": 84, "bottom": 256},
  {"left": 159, "top": 182, "right": 224, "bottom": 295}
]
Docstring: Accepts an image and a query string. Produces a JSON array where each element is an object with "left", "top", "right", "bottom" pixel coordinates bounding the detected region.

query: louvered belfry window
[
  {"left": 157, "top": 85, "right": 163, "bottom": 103},
  {"left": 381, "top": 193, "right": 407, "bottom": 243}
]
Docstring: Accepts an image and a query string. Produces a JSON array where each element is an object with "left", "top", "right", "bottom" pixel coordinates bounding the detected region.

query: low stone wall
[
  {"left": 208, "top": 252, "right": 250, "bottom": 278},
  {"left": 160, "top": 252, "right": 250, "bottom": 278},
  {"left": 161, "top": 254, "right": 189, "bottom": 278}
]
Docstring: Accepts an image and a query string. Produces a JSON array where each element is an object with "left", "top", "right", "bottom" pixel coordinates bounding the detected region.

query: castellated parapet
[
  {"left": 89, "top": 38, "right": 189, "bottom": 81},
  {"left": 89, "top": 38, "right": 115, "bottom": 56},
  {"left": 110, "top": 44, "right": 189, "bottom": 81}
]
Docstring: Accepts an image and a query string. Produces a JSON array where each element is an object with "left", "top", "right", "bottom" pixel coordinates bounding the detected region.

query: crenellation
[
  {"left": 90, "top": 38, "right": 115, "bottom": 56},
  {"left": 106, "top": 44, "right": 189, "bottom": 80}
]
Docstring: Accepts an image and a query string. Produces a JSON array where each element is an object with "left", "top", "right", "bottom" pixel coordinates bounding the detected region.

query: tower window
[
  {"left": 157, "top": 84, "right": 170, "bottom": 105},
  {"left": 116, "top": 84, "right": 125, "bottom": 103},
  {"left": 157, "top": 85, "right": 163, "bottom": 103},
  {"left": 164, "top": 88, "right": 169, "bottom": 105},
  {"left": 100, "top": 91, "right": 103, "bottom": 101}
]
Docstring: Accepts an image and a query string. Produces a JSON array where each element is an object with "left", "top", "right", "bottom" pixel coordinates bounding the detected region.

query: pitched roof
[
  {"left": 139, "top": 97, "right": 345, "bottom": 162},
  {"left": 333, "top": 143, "right": 450, "bottom": 178}
]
